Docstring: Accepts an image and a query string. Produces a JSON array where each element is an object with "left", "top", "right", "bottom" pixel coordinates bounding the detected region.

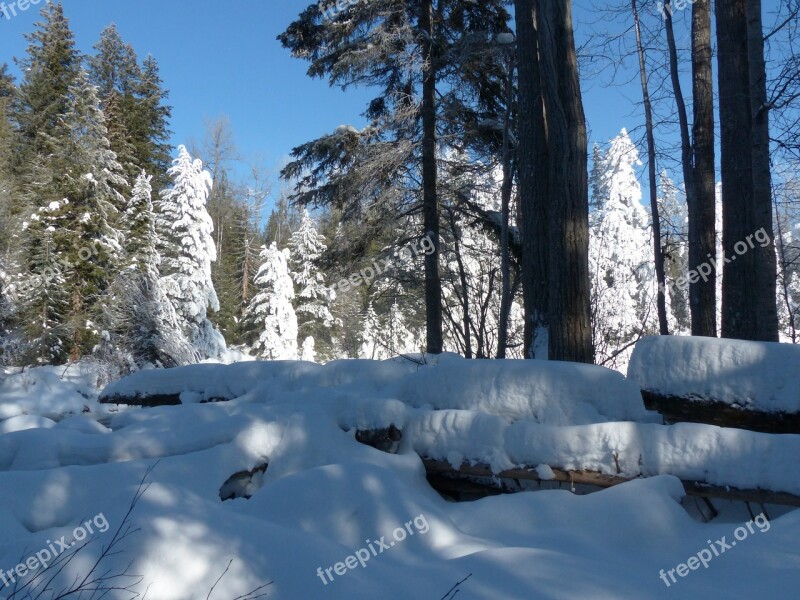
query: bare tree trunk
[
  {"left": 691, "top": 0, "right": 718, "bottom": 337},
  {"left": 497, "top": 51, "right": 515, "bottom": 359},
  {"left": 536, "top": 0, "right": 594, "bottom": 363},
  {"left": 448, "top": 207, "right": 473, "bottom": 358},
  {"left": 515, "top": 0, "right": 550, "bottom": 359},
  {"left": 747, "top": 0, "right": 780, "bottom": 341},
  {"left": 717, "top": 0, "right": 778, "bottom": 341},
  {"left": 634, "top": 0, "right": 670, "bottom": 336},
  {"left": 420, "top": 0, "right": 444, "bottom": 354}
]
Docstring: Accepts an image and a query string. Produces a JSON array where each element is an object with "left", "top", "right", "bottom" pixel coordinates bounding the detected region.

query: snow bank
[
  {"left": 0, "top": 363, "right": 113, "bottom": 422},
  {"left": 629, "top": 336, "right": 800, "bottom": 413}
]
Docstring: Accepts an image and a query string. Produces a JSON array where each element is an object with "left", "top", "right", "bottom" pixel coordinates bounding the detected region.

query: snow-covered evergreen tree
[
  {"left": 359, "top": 300, "right": 420, "bottom": 359},
  {"left": 244, "top": 243, "right": 298, "bottom": 360},
  {"left": 20, "top": 201, "right": 70, "bottom": 364},
  {"left": 158, "top": 145, "right": 225, "bottom": 360},
  {"left": 288, "top": 209, "right": 336, "bottom": 358},
  {"left": 359, "top": 302, "right": 383, "bottom": 360},
  {"left": 589, "top": 129, "right": 657, "bottom": 371},
  {"left": 125, "top": 171, "right": 159, "bottom": 274}
]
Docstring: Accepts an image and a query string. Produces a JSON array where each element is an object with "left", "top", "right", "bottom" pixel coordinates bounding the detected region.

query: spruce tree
[{"left": 589, "top": 130, "right": 656, "bottom": 370}]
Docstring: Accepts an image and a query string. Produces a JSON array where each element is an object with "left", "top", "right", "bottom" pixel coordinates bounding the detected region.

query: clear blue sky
[{"left": 0, "top": 0, "right": 785, "bottom": 203}]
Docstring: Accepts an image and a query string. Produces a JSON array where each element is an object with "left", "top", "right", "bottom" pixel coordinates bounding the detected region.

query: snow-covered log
[{"left": 629, "top": 336, "right": 800, "bottom": 433}]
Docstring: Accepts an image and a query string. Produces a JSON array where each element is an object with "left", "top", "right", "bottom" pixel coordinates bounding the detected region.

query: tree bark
[
  {"left": 635, "top": 0, "right": 670, "bottom": 336},
  {"left": 690, "top": 0, "right": 718, "bottom": 337},
  {"left": 420, "top": 0, "right": 444, "bottom": 354},
  {"left": 497, "top": 51, "right": 515, "bottom": 359},
  {"left": 515, "top": 0, "right": 550, "bottom": 359},
  {"left": 536, "top": 0, "right": 594, "bottom": 363}
]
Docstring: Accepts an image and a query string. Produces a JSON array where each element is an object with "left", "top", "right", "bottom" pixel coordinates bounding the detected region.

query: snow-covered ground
[{"left": 1, "top": 348, "right": 799, "bottom": 599}]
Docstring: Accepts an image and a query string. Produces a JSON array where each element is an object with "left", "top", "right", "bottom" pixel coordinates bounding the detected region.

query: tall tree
[
  {"left": 633, "top": 0, "right": 669, "bottom": 336},
  {"left": 515, "top": 0, "right": 550, "bottom": 358},
  {"left": 716, "top": 0, "right": 779, "bottom": 341},
  {"left": 690, "top": 0, "right": 718, "bottom": 337},
  {"left": 280, "top": 0, "right": 511, "bottom": 356},
  {"left": 515, "top": 0, "right": 594, "bottom": 363}
]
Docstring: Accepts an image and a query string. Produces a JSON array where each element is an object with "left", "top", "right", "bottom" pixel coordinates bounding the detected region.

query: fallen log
[
  {"left": 642, "top": 391, "right": 800, "bottom": 435},
  {"left": 99, "top": 393, "right": 231, "bottom": 407},
  {"left": 422, "top": 459, "right": 800, "bottom": 508}
]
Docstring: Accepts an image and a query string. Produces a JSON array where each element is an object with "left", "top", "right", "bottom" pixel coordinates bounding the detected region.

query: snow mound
[{"left": 628, "top": 336, "right": 800, "bottom": 413}]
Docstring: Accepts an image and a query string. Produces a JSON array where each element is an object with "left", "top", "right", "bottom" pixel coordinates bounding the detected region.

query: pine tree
[
  {"left": 243, "top": 243, "right": 298, "bottom": 360},
  {"left": 158, "top": 145, "right": 225, "bottom": 360}
]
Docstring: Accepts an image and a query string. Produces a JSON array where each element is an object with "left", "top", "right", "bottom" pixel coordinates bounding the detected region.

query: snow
[
  {"left": 629, "top": 335, "right": 800, "bottom": 413},
  {"left": 1, "top": 353, "right": 799, "bottom": 598}
]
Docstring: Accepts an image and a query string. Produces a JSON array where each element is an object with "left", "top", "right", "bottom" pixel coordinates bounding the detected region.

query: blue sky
[{"left": 0, "top": 0, "right": 782, "bottom": 203}]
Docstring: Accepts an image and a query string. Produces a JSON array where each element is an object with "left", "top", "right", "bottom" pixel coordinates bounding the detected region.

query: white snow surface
[
  {"left": 1, "top": 355, "right": 799, "bottom": 598},
  {"left": 629, "top": 335, "right": 800, "bottom": 413}
]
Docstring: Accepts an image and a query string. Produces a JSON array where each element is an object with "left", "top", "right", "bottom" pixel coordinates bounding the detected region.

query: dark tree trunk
[
  {"left": 420, "top": 0, "right": 444, "bottom": 354},
  {"left": 716, "top": 0, "right": 778, "bottom": 341},
  {"left": 536, "top": 0, "right": 594, "bottom": 363},
  {"left": 691, "top": 0, "right": 718, "bottom": 337},
  {"left": 635, "top": 0, "right": 670, "bottom": 337},
  {"left": 746, "top": 0, "right": 779, "bottom": 341},
  {"left": 497, "top": 52, "right": 515, "bottom": 359},
  {"left": 515, "top": 0, "right": 551, "bottom": 359}
]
